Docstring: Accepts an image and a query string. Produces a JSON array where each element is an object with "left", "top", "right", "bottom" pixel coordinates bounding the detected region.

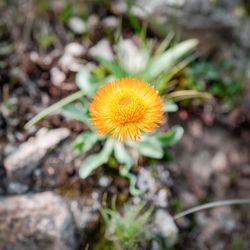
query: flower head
[{"left": 90, "top": 78, "right": 163, "bottom": 141}]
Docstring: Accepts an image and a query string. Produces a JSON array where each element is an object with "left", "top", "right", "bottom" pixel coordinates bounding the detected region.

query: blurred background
[{"left": 0, "top": 0, "right": 250, "bottom": 250}]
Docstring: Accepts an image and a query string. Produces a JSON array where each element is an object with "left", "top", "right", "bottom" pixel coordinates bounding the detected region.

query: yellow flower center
[
  {"left": 118, "top": 96, "right": 132, "bottom": 105},
  {"left": 110, "top": 92, "right": 146, "bottom": 126}
]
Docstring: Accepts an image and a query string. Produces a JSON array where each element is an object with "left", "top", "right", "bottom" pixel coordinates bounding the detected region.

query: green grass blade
[
  {"left": 154, "top": 32, "right": 175, "bottom": 56},
  {"left": 24, "top": 90, "right": 85, "bottom": 129},
  {"left": 95, "top": 55, "right": 127, "bottom": 78},
  {"left": 174, "top": 198, "right": 250, "bottom": 220},
  {"left": 147, "top": 39, "right": 198, "bottom": 80},
  {"left": 157, "top": 55, "right": 196, "bottom": 93},
  {"left": 166, "top": 90, "right": 212, "bottom": 102}
]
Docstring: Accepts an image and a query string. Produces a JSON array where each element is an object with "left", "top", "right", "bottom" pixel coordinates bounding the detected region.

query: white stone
[
  {"left": 89, "top": 39, "right": 114, "bottom": 61},
  {"left": 137, "top": 168, "right": 157, "bottom": 194},
  {"left": 65, "top": 42, "right": 86, "bottom": 57},
  {"left": 102, "top": 16, "right": 119, "bottom": 28},
  {"left": 154, "top": 189, "right": 168, "bottom": 208},
  {"left": 68, "top": 16, "right": 87, "bottom": 34},
  {"left": 154, "top": 209, "right": 178, "bottom": 245},
  {"left": 51, "top": 67, "right": 66, "bottom": 86},
  {"left": 59, "top": 54, "right": 82, "bottom": 72},
  {"left": 98, "top": 176, "right": 111, "bottom": 187}
]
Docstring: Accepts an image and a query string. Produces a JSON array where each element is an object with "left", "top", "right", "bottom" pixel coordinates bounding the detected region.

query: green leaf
[
  {"left": 128, "top": 14, "right": 142, "bottom": 33},
  {"left": 79, "top": 139, "right": 114, "bottom": 179},
  {"left": 95, "top": 55, "right": 127, "bottom": 78},
  {"left": 62, "top": 103, "right": 92, "bottom": 129},
  {"left": 114, "top": 141, "right": 133, "bottom": 166},
  {"left": 156, "top": 55, "right": 196, "bottom": 93},
  {"left": 75, "top": 68, "right": 93, "bottom": 97},
  {"left": 146, "top": 39, "right": 198, "bottom": 80},
  {"left": 157, "top": 125, "right": 184, "bottom": 146},
  {"left": 63, "top": 103, "right": 86, "bottom": 121},
  {"left": 154, "top": 32, "right": 174, "bottom": 56},
  {"left": 163, "top": 100, "right": 178, "bottom": 112},
  {"left": 72, "top": 132, "right": 102, "bottom": 152},
  {"left": 127, "top": 136, "right": 163, "bottom": 159}
]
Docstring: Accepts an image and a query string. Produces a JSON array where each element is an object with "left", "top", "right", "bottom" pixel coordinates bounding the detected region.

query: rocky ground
[
  {"left": 172, "top": 117, "right": 250, "bottom": 250},
  {"left": 1, "top": 113, "right": 250, "bottom": 249},
  {"left": 1, "top": 0, "right": 250, "bottom": 249}
]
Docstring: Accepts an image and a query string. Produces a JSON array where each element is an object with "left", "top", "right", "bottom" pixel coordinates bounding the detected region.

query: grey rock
[
  {"left": 69, "top": 194, "right": 100, "bottom": 245},
  {"left": 31, "top": 140, "right": 82, "bottom": 191},
  {"left": 4, "top": 128, "right": 70, "bottom": 184},
  {"left": 156, "top": 165, "right": 172, "bottom": 185},
  {"left": 154, "top": 189, "right": 168, "bottom": 208},
  {"left": 0, "top": 192, "right": 77, "bottom": 250},
  {"left": 153, "top": 209, "right": 178, "bottom": 245},
  {"left": 69, "top": 200, "right": 99, "bottom": 231},
  {"left": 137, "top": 168, "right": 157, "bottom": 194},
  {"left": 114, "top": 0, "right": 240, "bottom": 55},
  {"left": 137, "top": 167, "right": 171, "bottom": 207},
  {"left": 7, "top": 182, "right": 29, "bottom": 194}
]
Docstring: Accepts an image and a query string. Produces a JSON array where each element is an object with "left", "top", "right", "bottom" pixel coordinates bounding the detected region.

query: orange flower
[{"left": 90, "top": 78, "right": 163, "bottom": 141}]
